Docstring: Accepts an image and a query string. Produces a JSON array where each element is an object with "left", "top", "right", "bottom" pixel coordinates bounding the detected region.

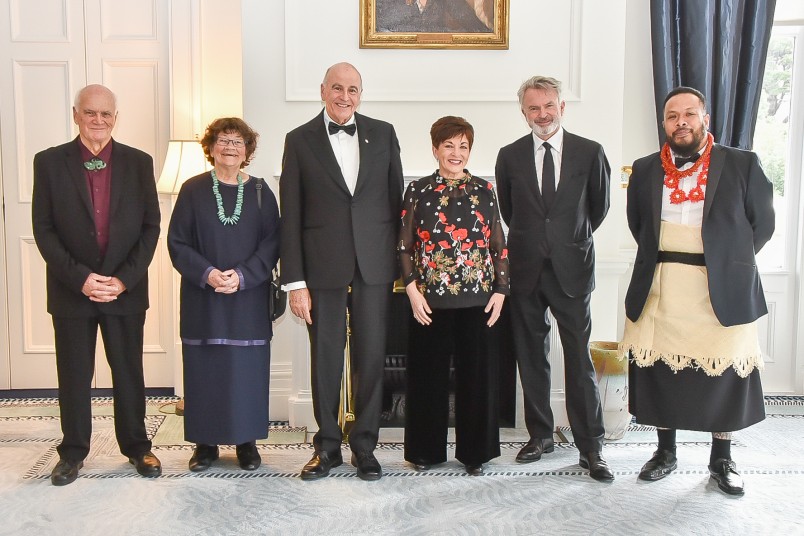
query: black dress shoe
[
  {"left": 638, "top": 449, "right": 678, "bottom": 481},
  {"left": 516, "top": 437, "right": 555, "bottom": 463},
  {"left": 129, "top": 451, "right": 162, "bottom": 478},
  {"left": 579, "top": 451, "right": 614, "bottom": 482},
  {"left": 189, "top": 444, "right": 219, "bottom": 472},
  {"left": 300, "top": 451, "right": 343, "bottom": 481},
  {"left": 351, "top": 451, "right": 382, "bottom": 481},
  {"left": 51, "top": 459, "right": 83, "bottom": 486},
  {"left": 709, "top": 458, "right": 744, "bottom": 495},
  {"left": 236, "top": 442, "right": 261, "bottom": 471},
  {"left": 465, "top": 464, "right": 484, "bottom": 476},
  {"left": 408, "top": 460, "right": 431, "bottom": 471}
]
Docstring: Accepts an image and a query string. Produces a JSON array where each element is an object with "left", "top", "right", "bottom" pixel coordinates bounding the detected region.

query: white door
[{"left": 0, "top": 0, "right": 172, "bottom": 389}]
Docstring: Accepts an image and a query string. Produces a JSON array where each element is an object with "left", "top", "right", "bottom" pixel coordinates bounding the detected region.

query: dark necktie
[
  {"left": 328, "top": 122, "right": 356, "bottom": 136},
  {"left": 541, "top": 141, "right": 555, "bottom": 209},
  {"left": 674, "top": 153, "right": 700, "bottom": 168}
]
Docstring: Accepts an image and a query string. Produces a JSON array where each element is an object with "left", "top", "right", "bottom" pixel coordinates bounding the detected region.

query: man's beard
[
  {"left": 667, "top": 124, "right": 707, "bottom": 157},
  {"left": 531, "top": 116, "right": 560, "bottom": 138}
]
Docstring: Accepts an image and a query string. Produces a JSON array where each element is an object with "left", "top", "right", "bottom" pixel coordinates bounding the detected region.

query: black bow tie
[
  {"left": 328, "top": 122, "right": 356, "bottom": 136},
  {"left": 674, "top": 153, "right": 700, "bottom": 168}
]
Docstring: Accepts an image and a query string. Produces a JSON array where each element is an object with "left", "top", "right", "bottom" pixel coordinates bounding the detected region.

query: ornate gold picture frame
[{"left": 360, "top": 0, "right": 509, "bottom": 50}]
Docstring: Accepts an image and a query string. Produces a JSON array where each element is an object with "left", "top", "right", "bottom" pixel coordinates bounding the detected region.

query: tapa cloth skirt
[
  {"left": 183, "top": 344, "right": 270, "bottom": 445},
  {"left": 619, "top": 221, "right": 765, "bottom": 432}
]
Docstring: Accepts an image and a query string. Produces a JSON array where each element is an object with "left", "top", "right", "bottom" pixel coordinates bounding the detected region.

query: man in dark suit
[
  {"left": 495, "top": 75, "right": 613, "bottom": 481},
  {"left": 621, "top": 87, "right": 774, "bottom": 495},
  {"left": 280, "top": 62, "right": 404, "bottom": 481},
  {"left": 32, "top": 84, "right": 162, "bottom": 486}
]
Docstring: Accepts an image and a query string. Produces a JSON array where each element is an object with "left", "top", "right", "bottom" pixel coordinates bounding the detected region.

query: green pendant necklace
[{"left": 211, "top": 169, "right": 244, "bottom": 225}]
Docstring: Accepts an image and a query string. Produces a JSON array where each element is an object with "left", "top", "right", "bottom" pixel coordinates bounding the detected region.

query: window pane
[{"left": 754, "top": 32, "right": 795, "bottom": 270}]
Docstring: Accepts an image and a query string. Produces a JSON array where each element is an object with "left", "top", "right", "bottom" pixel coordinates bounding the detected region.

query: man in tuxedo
[
  {"left": 280, "top": 62, "right": 404, "bottom": 481},
  {"left": 495, "top": 75, "right": 613, "bottom": 481},
  {"left": 32, "top": 84, "right": 162, "bottom": 486},
  {"left": 621, "top": 87, "right": 774, "bottom": 495}
]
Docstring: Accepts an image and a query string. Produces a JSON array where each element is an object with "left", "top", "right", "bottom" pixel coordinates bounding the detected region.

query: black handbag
[
  {"left": 257, "top": 178, "right": 286, "bottom": 321},
  {"left": 269, "top": 268, "right": 287, "bottom": 322}
]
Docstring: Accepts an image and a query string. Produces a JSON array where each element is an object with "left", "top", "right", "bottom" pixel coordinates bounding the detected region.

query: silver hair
[
  {"left": 517, "top": 76, "right": 562, "bottom": 107},
  {"left": 73, "top": 84, "right": 118, "bottom": 111}
]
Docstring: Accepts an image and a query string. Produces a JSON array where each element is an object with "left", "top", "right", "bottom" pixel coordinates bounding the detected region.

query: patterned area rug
[{"left": 1, "top": 398, "right": 803, "bottom": 535}]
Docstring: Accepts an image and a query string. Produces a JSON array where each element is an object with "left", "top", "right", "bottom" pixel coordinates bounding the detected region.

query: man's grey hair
[
  {"left": 517, "top": 76, "right": 562, "bottom": 107},
  {"left": 73, "top": 84, "right": 118, "bottom": 110}
]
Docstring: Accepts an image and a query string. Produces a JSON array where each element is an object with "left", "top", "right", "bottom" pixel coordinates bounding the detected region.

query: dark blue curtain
[{"left": 650, "top": 0, "right": 776, "bottom": 149}]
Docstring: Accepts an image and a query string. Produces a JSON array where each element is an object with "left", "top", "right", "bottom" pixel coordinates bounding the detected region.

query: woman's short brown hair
[
  {"left": 430, "top": 116, "right": 474, "bottom": 150},
  {"left": 200, "top": 117, "right": 259, "bottom": 167}
]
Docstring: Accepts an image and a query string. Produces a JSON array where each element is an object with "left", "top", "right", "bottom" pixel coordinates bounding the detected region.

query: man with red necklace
[{"left": 620, "top": 87, "right": 775, "bottom": 496}]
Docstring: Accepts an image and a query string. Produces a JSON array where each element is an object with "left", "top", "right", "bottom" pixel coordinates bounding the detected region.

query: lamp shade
[{"left": 156, "top": 140, "right": 210, "bottom": 194}]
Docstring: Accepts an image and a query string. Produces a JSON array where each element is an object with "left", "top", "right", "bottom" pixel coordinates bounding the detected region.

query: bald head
[
  {"left": 320, "top": 62, "right": 363, "bottom": 125},
  {"left": 73, "top": 84, "right": 118, "bottom": 152},
  {"left": 322, "top": 62, "right": 363, "bottom": 89},
  {"left": 74, "top": 84, "right": 117, "bottom": 111}
]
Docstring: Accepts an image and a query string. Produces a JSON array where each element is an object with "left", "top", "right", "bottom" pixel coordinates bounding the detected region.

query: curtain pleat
[{"left": 650, "top": 0, "right": 776, "bottom": 149}]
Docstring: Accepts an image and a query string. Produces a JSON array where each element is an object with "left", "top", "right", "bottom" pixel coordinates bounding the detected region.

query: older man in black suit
[
  {"left": 621, "top": 87, "right": 774, "bottom": 496},
  {"left": 280, "top": 62, "right": 404, "bottom": 481},
  {"left": 32, "top": 84, "right": 162, "bottom": 486},
  {"left": 495, "top": 75, "right": 612, "bottom": 481}
]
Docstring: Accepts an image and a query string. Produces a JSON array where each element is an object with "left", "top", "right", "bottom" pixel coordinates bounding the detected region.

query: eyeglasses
[{"left": 216, "top": 138, "right": 245, "bottom": 148}]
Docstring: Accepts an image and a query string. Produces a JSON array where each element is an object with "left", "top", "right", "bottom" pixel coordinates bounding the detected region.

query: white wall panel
[
  {"left": 12, "top": 61, "right": 74, "bottom": 202},
  {"left": 284, "top": 0, "right": 583, "bottom": 102},
  {"left": 102, "top": 61, "right": 161, "bottom": 163},
  {"left": 19, "top": 238, "right": 52, "bottom": 353},
  {"left": 99, "top": 0, "right": 158, "bottom": 41},
  {"left": 9, "top": 0, "right": 70, "bottom": 42}
]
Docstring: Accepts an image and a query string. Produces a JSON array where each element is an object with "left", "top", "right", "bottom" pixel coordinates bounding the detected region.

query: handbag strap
[
  {"left": 254, "top": 178, "right": 279, "bottom": 280},
  {"left": 256, "top": 177, "right": 264, "bottom": 210}
]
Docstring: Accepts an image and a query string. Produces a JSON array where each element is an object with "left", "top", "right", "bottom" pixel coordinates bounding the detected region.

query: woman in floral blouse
[{"left": 398, "top": 116, "right": 510, "bottom": 475}]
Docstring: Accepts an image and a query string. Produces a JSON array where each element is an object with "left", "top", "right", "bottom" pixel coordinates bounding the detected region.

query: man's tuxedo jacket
[{"left": 279, "top": 112, "right": 404, "bottom": 289}]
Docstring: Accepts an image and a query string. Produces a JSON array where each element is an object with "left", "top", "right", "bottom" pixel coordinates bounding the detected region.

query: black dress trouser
[
  {"left": 404, "top": 306, "right": 501, "bottom": 466},
  {"left": 52, "top": 313, "right": 151, "bottom": 461}
]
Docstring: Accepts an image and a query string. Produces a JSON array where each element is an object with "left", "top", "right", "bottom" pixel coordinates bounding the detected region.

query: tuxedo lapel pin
[{"left": 364, "top": 138, "right": 369, "bottom": 144}]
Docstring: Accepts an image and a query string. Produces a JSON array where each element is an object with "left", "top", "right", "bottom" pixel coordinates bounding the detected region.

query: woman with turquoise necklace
[{"left": 167, "top": 117, "right": 280, "bottom": 473}]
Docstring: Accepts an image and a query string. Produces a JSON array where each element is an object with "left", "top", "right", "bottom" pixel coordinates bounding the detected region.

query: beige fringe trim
[{"left": 617, "top": 343, "right": 764, "bottom": 378}]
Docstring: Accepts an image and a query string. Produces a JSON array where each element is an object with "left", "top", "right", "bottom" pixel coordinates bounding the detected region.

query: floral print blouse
[{"left": 398, "top": 171, "right": 510, "bottom": 309}]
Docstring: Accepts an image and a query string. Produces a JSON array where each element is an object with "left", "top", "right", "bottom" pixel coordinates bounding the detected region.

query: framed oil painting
[{"left": 360, "top": 0, "right": 509, "bottom": 49}]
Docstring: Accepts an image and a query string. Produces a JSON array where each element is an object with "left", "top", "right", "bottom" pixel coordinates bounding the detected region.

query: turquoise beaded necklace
[{"left": 211, "top": 169, "right": 244, "bottom": 225}]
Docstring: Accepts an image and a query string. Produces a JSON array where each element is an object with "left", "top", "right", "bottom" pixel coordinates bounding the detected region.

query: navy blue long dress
[{"left": 168, "top": 172, "right": 280, "bottom": 445}]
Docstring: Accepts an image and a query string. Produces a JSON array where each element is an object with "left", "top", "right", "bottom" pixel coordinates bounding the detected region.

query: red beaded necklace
[{"left": 660, "top": 132, "right": 714, "bottom": 204}]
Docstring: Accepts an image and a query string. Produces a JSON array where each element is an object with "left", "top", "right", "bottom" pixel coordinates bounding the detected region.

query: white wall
[{"left": 240, "top": 0, "right": 652, "bottom": 423}]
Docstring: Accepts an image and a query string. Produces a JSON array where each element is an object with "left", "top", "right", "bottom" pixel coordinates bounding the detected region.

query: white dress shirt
[
  {"left": 324, "top": 110, "right": 360, "bottom": 195},
  {"left": 531, "top": 127, "right": 564, "bottom": 193}
]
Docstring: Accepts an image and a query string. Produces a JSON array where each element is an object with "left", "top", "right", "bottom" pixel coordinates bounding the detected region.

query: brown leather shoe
[
  {"left": 51, "top": 459, "right": 83, "bottom": 486},
  {"left": 129, "top": 451, "right": 162, "bottom": 478},
  {"left": 638, "top": 449, "right": 677, "bottom": 481},
  {"left": 709, "top": 458, "right": 744, "bottom": 495},
  {"left": 579, "top": 451, "right": 614, "bottom": 482},
  {"left": 515, "top": 437, "right": 555, "bottom": 463},
  {"left": 300, "top": 451, "right": 343, "bottom": 481}
]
